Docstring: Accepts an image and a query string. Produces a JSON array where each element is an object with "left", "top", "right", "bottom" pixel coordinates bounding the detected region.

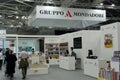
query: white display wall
[
  {"left": 60, "top": 30, "right": 101, "bottom": 69},
  {"left": 100, "top": 22, "right": 120, "bottom": 60},
  {"left": 18, "top": 38, "right": 39, "bottom": 51}
]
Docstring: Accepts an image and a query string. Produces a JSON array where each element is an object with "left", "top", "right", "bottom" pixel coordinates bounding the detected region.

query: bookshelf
[
  {"left": 59, "top": 42, "right": 68, "bottom": 56},
  {"left": 45, "top": 43, "right": 59, "bottom": 65}
]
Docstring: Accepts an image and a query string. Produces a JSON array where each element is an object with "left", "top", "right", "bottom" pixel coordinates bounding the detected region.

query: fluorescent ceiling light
[
  {"left": 16, "top": 16, "right": 19, "bottom": 19},
  {"left": 111, "top": 4, "right": 115, "bottom": 7},
  {"left": 100, "top": 3, "right": 103, "bottom": 6}
]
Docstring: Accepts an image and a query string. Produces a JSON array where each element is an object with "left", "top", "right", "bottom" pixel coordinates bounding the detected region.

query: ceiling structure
[{"left": 0, "top": 0, "right": 120, "bottom": 35}]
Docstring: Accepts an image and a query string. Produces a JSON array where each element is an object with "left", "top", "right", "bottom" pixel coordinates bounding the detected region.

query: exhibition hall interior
[{"left": 0, "top": 0, "right": 120, "bottom": 80}]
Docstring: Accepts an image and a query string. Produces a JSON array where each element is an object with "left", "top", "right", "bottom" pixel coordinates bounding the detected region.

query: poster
[{"left": 104, "top": 34, "right": 113, "bottom": 48}]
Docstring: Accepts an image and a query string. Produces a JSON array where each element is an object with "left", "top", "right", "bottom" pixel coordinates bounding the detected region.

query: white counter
[
  {"left": 84, "top": 58, "right": 106, "bottom": 78},
  {"left": 49, "top": 59, "right": 59, "bottom": 65},
  {"left": 59, "top": 56, "right": 75, "bottom": 70}
]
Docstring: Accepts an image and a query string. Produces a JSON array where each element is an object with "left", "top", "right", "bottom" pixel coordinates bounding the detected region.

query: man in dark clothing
[
  {"left": 0, "top": 49, "right": 3, "bottom": 70},
  {"left": 71, "top": 47, "right": 77, "bottom": 60},
  {"left": 6, "top": 50, "right": 17, "bottom": 79}
]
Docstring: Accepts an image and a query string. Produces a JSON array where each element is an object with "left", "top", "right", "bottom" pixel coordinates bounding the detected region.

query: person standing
[
  {"left": 4, "top": 48, "right": 10, "bottom": 64},
  {"left": 6, "top": 50, "right": 17, "bottom": 79},
  {"left": 71, "top": 47, "right": 77, "bottom": 60},
  {"left": 0, "top": 49, "right": 3, "bottom": 70},
  {"left": 19, "top": 48, "right": 29, "bottom": 79}
]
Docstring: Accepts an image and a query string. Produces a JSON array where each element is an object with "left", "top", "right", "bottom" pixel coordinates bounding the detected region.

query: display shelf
[
  {"left": 45, "top": 43, "right": 59, "bottom": 65},
  {"left": 45, "top": 43, "right": 59, "bottom": 59},
  {"left": 59, "top": 42, "right": 68, "bottom": 56}
]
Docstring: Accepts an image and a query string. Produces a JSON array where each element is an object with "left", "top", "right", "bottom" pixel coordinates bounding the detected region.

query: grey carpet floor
[{"left": 0, "top": 65, "right": 96, "bottom": 80}]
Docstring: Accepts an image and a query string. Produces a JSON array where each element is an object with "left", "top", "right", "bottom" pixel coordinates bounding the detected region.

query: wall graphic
[{"left": 104, "top": 34, "right": 113, "bottom": 48}]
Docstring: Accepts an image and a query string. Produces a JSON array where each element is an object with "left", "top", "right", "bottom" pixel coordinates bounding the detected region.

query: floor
[{"left": 0, "top": 65, "right": 97, "bottom": 80}]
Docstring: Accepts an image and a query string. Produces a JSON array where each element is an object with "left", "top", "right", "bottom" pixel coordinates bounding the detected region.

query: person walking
[
  {"left": 5, "top": 50, "right": 17, "bottom": 80},
  {"left": 19, "top": 48, "right": 29, "bottom": 79},
  {"left": 0, "top": 49, "right": 3, "bottom": 70}
]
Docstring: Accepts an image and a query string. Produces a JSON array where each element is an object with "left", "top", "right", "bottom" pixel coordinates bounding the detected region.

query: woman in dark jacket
[{"left": 6, "top": 50, "right": 17, "bottom": 79}]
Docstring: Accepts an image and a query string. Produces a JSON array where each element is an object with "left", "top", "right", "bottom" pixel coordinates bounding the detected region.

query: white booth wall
[
  {"left": 100, "top": 22, "right": 120, "bottom": 60},
  {"left": 17, "top": 39, "right": 39, "bottom": 51},
  {"left": 60, "top": 30, "right": 101, "bottom": 69},
  {"left": 0, "top": 40, "right": 10, "bottom": 48}
]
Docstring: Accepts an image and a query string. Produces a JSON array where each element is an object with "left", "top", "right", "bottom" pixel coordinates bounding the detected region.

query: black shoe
[{"left": 22, "top": 77, "right": 26, "bottom": 79}]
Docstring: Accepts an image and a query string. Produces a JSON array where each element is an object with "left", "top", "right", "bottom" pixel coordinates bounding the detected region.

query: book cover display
[
  {"left": 45, "top": 43, "right": 59, "bottom": 59},
  {"left": 104, "top": 34, "right": 113, "bottom": 48},
  {"left": 98, "top": 51, "right": 120, "bottom": 80}
]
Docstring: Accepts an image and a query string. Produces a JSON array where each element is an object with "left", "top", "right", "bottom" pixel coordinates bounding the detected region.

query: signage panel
[{"left": 36, "top": 6, "right": 106, "bottom": 21}]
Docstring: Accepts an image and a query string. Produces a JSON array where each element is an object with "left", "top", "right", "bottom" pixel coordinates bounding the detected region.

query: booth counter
[
  {"left": 84, "top": 58, "right": 106, "bottom": 78},
  {"left": 59, "top": 56, "right": 75, "bottom": 70},
  {"left": 27, "top": 54, "right": 49, "bottom": 75}
]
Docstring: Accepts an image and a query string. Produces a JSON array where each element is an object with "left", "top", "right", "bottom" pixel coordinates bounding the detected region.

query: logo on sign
[{"left": 65, "top": 10, "right": 72, "bottom": 17}]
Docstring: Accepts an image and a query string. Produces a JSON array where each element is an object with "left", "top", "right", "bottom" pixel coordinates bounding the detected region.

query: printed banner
[{"left": 104, "top": 34, "right": 113, "bottom": 48}]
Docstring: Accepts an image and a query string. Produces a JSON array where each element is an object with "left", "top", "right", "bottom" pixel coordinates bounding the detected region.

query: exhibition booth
[
  {"left": 0, "top": 22, "right": 120, "bottom": 79},
  {"left": 0, "top": 5, "right": 119, "bottom": 80}
]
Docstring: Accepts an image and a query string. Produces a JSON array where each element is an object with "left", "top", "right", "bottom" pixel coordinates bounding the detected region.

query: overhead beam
[
  {"left": 61, "top": 0, "right": 77, "bottom": 7},
  {"left": 15, "top": 0, "right": 33, "bottom": 7}
]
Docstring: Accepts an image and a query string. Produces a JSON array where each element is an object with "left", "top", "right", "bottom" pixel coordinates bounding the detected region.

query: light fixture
[
  {"left": 111, "top": 4, "right": 115, "bottom": 7},
  {"left": 16, "top": 16, "right": 19, "bottom": 19},
  {"left": 100, "top": 3, "right": 103, "bottom": 6}
]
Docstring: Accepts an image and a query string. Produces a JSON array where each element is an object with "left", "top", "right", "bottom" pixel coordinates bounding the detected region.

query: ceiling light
[
  {"left": 10, "top": 25, "right": 14, "bottom": 27},
  {"left": 100, "top": 3, "right": 103, "bottom": 6},
  {"left": 111, "top": 4, "right": 115, "bottom": 7},
  {"left": 16, "top": 16, "right": 19, "bottom": 19}
]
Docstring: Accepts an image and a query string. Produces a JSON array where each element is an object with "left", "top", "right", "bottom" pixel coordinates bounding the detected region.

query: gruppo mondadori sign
[{"left": 36, "top": 6, "right": 106, "bottom": 21}]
